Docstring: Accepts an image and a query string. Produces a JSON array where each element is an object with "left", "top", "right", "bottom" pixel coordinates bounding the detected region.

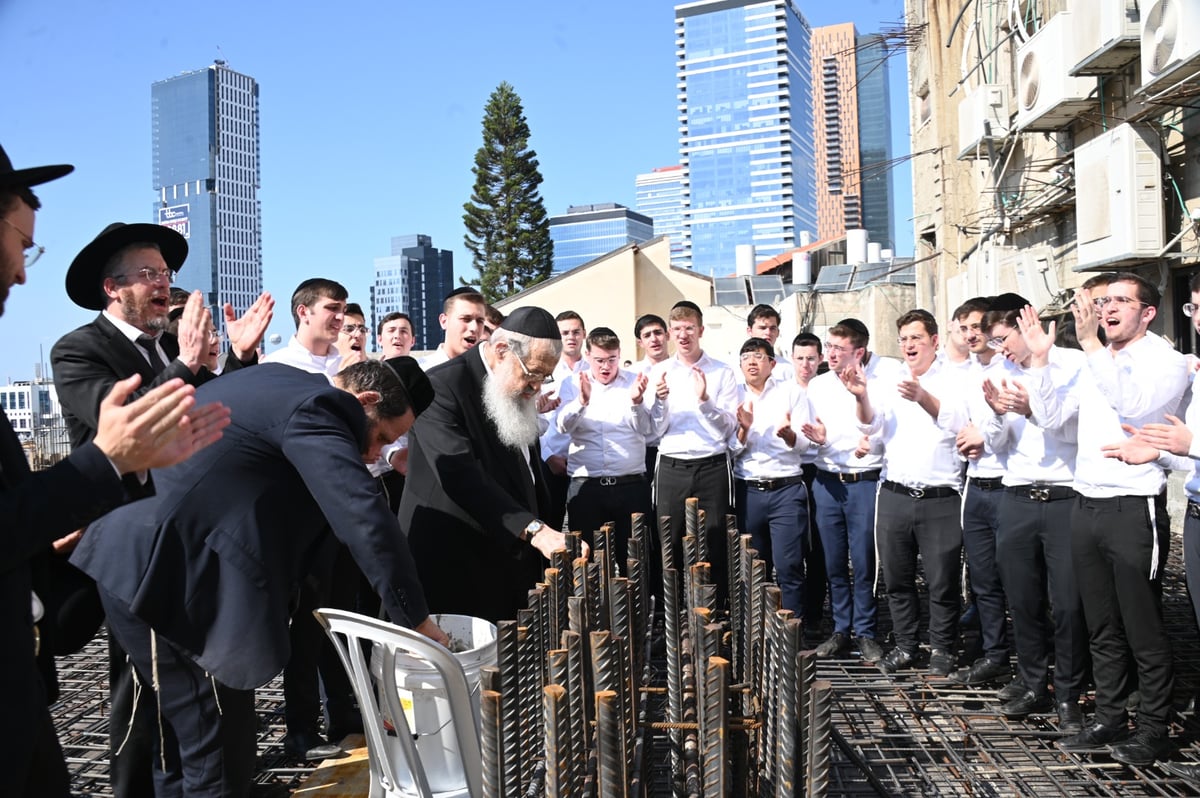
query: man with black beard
[{"left": 400, "top": 306, "right": 586, "bottom": 622}]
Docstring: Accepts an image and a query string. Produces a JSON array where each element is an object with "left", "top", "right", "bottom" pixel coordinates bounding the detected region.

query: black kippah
[
  {"left": 500, "top": 306, "right": 560, "bottom": 340},
  {"left": 383, "top": 356, "right": 435, "bottom": 416},
  {"left": 989, "top": 292, "right": 1030, "bottom": 312},
  {"left": 672, "top": 300, "right": 702, "bottom": 315},
  {"left": 836, "top": 318, "right": 870, "bottom": 339}
]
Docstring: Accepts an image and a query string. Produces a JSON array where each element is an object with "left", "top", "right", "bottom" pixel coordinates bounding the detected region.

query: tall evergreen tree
[{"left": 463, "top": 82, "right": 553, "bottom": 302}]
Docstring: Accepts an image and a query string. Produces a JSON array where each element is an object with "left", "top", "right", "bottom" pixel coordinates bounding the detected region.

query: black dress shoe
[
  {"left": 1160, "top": 760, "right": 1200, "bottom": 784},
  {"left": 1000, "top": 689, "right": 1053, "bottom": 717},
  {"left": 879, "top": 646, "right": 917, "bottom": 673},
  {"left": 1109, "top": 729, "right": 1172, "bottom": 767},
  {"left": 927, "top": 648, "right": 956, "bottom": 677},
  {"left": 1056, "top": 701, "right": 1083, "bottom": 736},
  {"left": 950, "top": 656, "right": 1012, "bottom": 686},
  {"left": 1058, "top": 721, "right": 1131, "bottom": 753},
  {"left": 283, "top": 730, "right": 344, "bottom": 761},
  {"left": 997, "top": 677, "right": 1028, "bottom": 703},
  {"left": 815, "top": 632, "right": 848, "bottom": 657}
]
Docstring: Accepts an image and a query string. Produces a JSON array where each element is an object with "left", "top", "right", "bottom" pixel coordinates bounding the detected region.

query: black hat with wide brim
[
  {"left": 66, "top": 222, "right": 188, "bottom": 310},
  {"left": 0, "top": 143, "right": 74, "bottom": 189}
]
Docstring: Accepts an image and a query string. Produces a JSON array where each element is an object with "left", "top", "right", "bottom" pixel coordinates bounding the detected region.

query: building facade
[
  {"left": 151, "top": 61, "right": 262, "bottom": 331},
  {"left": 1, "top": 379, "right": 70, "bottom": 467},
  {"left": 675, "top": 0, "right": 816, "bottom": 275},
  {"left": 371, "top": 235, "right": 454, "bottom": 351},
  {"left": 855, "top": 32, "right": 897, "bottom": 251},
  {"left": 635, "top": 165, "right": 688, "bottom": 269},
  {"left": 548, "top": 203, "right": 654, "bottom": 274}
]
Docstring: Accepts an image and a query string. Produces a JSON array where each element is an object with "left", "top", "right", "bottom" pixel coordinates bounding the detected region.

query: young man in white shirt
[
  {"left": 730, "top": 337, "right": 812, "bottom": 615},
  {"left": 556, "top": 327, "right": 664, "bottom": 569},
  {"left": 540, "top": 310, "right": 587, "bottom": 530},
  {"left": 262, "top": 278, "right": 348, "bottom": 381},
  {"left": 791, "top": 332, "right": 830, "bottom": 642},
  {"left": 746, "top": 303, "right": 792, "bottom": 382},
  {"left": 377, "top": 311, "right": 415, "bottom": 359},
  {"left": 845, "top": 309, "right": 968, "bottom": 676},
  {"left": 633, "top": 313, "right": 670, "bottom": 476},
  {"left": 419, "top": 287, "right": 486, "bottom": 370}
]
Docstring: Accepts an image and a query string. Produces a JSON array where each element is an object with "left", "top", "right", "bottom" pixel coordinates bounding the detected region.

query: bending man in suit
[
  {"left": 71, "top": 360, "right": 445, "bottom": 798},
  {"left": 0, "top": 142, "right": 231, "bottom": 798},
  {"left": 50, "top": 221, "right": 272, "bottom": 798},
  {"left": 401, "top": 305, "right": 583, "bottom": 623}
]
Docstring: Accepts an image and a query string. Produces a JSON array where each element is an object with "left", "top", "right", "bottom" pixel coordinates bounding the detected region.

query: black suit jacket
[
  {"left": 0, "top": 410, "right": 126, "bottom": 787},
  {"left": 398, "top": 345, "right": 549, "bottom": 623},
  {"left": 70, "top": 364, "right": 430, "bottom": 690}
]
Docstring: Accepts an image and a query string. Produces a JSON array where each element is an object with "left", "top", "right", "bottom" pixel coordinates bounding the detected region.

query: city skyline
[{"left": 0, "top": 0, "right": 910, "bottom": 382}]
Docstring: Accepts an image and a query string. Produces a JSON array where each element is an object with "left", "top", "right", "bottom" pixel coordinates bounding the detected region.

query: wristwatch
[{"left": 522, "top": 520, "right": 544, "bottom": 542}]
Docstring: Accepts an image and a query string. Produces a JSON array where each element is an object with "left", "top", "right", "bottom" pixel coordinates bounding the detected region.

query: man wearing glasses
[
  {"left": 50, "top": 221, "right": 272, "bottom": 797},
  {"left": 334, "top": 302, "right": 370, "bottom": 368},
  {"left": 1024, "top": 273, "right": 1188, "bottom": 767},
  {"left": 401, "top": 306, "right": 581, "bottom": 623},
  {"left": 801, "top": 318, "right": 904, "bottom": 662}
]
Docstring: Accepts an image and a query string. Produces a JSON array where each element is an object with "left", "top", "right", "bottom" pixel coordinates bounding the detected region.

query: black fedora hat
[
  {"left": 0, "top": 143, "right": 73, "bottom": 189},
  {"left": 66, "top": 222, "right": 188, "bottom": 310}
]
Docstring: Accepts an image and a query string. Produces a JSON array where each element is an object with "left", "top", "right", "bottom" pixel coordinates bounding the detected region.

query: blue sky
[{"left": 0, "top": 0, "right": 911, "bottom": 381}]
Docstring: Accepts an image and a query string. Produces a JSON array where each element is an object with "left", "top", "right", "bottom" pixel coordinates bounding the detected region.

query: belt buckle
[
  {"left": 908, "top": 487, "right": 925, "bottom": 499},
  {"left": 599, "top": 476, "right": 617, "bottom": 487},
  {"left": 1030, "top": 487, "right": 1050, "bottom": 502},
  {"left": 755, "top": 481, "right": 770, "bottom": 491}
]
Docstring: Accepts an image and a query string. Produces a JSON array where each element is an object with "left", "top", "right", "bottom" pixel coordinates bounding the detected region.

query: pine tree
[{"left": 463, "top": 82, "right": 553, "bottom": 303}]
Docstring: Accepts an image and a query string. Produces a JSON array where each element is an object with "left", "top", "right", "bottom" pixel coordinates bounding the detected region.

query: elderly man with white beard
[{"left": 400, "top": 306, "right": 586, "bottom": 623}]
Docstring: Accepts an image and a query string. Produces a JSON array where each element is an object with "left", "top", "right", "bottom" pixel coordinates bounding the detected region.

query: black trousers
[
  {"left": 17, "top": 703, "right": 71, "bottom": 798},
  {"left": 655, "top": 453, "right": 732, "bottom": 605},
  {"left": 961, "top": 481, "right": 1010, "bottom": 662},
  {"left": 109, "top": 630, "right": 158, "bottom": 798},
  {"left": 101, "top": 590, "right": 257, "bottom": 798},
  {"left": 875, "top": 487, "right": 963, "bottom": 652},
  {"left": 800, "top": 464, "right": 828, "bottom": 630},
  {"left": 996, "top": 488, "right": 1087, "bottom": 699},
  {"left": 1185, "top": 509, "right": 1200, "bottom": 631},
  {"left": 1072, "top": 493, "right": 1172, "bottom": 733},
  {"left": 566, "top": 475, "right": 652, "bottom": 573}
]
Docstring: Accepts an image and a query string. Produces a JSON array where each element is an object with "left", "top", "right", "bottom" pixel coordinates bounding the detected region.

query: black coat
[
  {"left": 70, "top": 364, "right": 429, "bottom": 690},
  {"left": 398, "top": 345, "right": 549, "bottom": 623}
]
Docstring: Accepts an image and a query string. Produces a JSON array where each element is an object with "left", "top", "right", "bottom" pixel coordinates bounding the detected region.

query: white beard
[{"left": 483, "top": 373, "right": 540, "bottom": 449}]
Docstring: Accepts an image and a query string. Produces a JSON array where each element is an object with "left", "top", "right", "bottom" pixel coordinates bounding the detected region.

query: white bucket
[{"left": 369, "top": 614, "right": 497, "bottom": 793}]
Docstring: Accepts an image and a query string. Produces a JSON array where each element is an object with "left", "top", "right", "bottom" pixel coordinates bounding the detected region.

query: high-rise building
[
  {"left": 635, "top": 166, "right": 688, "bottom": 269},
  {"left": 152, "top": 60, "right": 262, "bottom": 329},
  {"left": 548, "top": 203, "right": 654, "bottom": 274},
  {"left": 371, "top": 235, "right": 454, "bottom": 352},
  {"left": 811, "top": 25, "right": 897, "bottom": 249},
  {"left": 676, "top": 0, "right": 815, "bottom": 275}
]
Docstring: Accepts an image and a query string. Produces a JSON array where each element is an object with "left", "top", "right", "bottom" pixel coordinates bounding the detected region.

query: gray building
[
  {"left": 635, "top": 166, "right": 688, "bottom": 270},
  {"left": 548, "top": 203, "right": 654, "bottom": 274},
  {"left": 855, "top": 32, "right": 897, "bottom": 250},
  {"left": 371, "top": 235, "right": 454, "bottom": 351}
]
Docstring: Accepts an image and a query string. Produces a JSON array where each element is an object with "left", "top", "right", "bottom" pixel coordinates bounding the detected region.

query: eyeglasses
[
  {"left": 823, "top": 343, "right": 853, "bottom": 355},
  {"left": 985, "top": 330, "right": 1017, "bottom": 350},
  {"left": 1183, "top": 303, "right": 1198, "bottom": 318},
  {"left": 207, "top": 330, "right": 222, "bottom": 344},
  {"left": 0, "top": 217, "right": 43, "bottom": 269},
  {"left": 896, "top": 335, "right": 929, "bottom": 345},
  {"left": 1092, "top": 295, "right": 1147, "bottom": 310},
  {"left": 115, "top": 267, "right": 174, "bottom": 285},
  {"left": 739, "top": 352, "right": 772, "bottom": 362},
  {"left": 341, "top": 324, "right": 367, "bottom": 334},
  {"left": 590, "top": 355, "right": 620, "bottom": 367},
  {"left": 512, "top": 351, "right": 554, "bottom": 385}
]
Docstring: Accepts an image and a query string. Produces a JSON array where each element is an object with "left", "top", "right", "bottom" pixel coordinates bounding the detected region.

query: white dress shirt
[
  {"left": 981, "top": 346, "right": 1083, "bottom": 487},
  {"left": 1028, "top": 333, "right": 1189, "bottom": 498},
  {"left": 555, "top": 370, "right": 665, "bottom": 477},
  {"left": 860, "top": 358, "right": 969, "bottom": 489},
  {"left": 961, "top": 355, "right": 1020, "bottom": 479},
  {"left": 652, "top": 352, "right": 738, "bottom": 459},
  {"left": 103, "top": 310, "right": 170, "bottom": 368},
  {"left": 806, "top": 354, "right": 905, "bottom": 474},
  {"left": 729, "top": 379, "right": 812, "bottom": 479},
  {"left": 540, "top": 357, "right": 588, "bottom": 461},
  {"left": 261, "top": 336, "right": 342, "bottom": 381},
  {"left": 419, "top": 344, "right": 449, "bottom": 371},
  {"left": 632, "top": 356, "right": 670, "bottom": 445}
]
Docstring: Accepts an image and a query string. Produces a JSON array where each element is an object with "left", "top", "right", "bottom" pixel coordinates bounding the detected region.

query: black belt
[
  {"left": 660, "top": 452, "right": 727, "bottom": 469},
  {"left": 968, "top": 476, "right": 1005, "bottom": 491},
  {"left": 818, "top": 469, "right": 881, "bottom": 484},
  {"left": 740, "top": 475, "right": 805, "bottom": 492},
  {"left": 881, "top": 480, "right": 959, "bottom": 499},
  {"left": 1008, "top": 484, "right": 1076, "bottom": 502},
  {"left": 573, "top": 474, "right": 645, "bottom": 487},
  {"left": 1188, "top": 501, "right": 1200, "bottom": 520}
]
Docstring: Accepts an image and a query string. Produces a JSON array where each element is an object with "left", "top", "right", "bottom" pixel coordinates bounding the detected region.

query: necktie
[{"left": 136, "top": 335, "right": 167, "bottom": 376}]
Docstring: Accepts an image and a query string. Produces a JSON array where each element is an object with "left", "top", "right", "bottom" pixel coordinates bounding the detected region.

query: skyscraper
[
  {"left": 635, "top": 165, "right": 688, "bottom": 269},
  {"left": 676, "top": 0, "right": 816, "bottom": 275},
  {"left": 152, "top": 60, "right": 262, "bottom": 328},
  {"left": 371, "top": 235, "right": 454, "bottom": 351},
  {"left": 810, "top": 25, "right": 897, "bottom": 249},
  {"left": 548, "top": 203, "right": 654, "bottom": 274}
]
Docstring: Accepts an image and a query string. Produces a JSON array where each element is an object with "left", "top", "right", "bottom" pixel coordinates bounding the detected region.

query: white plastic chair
[{"left": 314, "top": 608, "right": 484, "bottom": 798}]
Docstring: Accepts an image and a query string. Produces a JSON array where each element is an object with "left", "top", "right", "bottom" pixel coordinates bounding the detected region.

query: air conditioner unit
[
  {"left": 957, "top": 85, "right": 1010, "bottom": 160},
  {"left": 1073, "top": 124, "right": 1164, "bottom": 270},
  {"left": 1140, "top": 0, "right": 1200, "bottom": 95},
  {"left": 1015, "top": 13, "right": 1097, "bottom": 131},
  {"left": 1068, "top": 0, "right": 1141, "bottom": 76},
  {"left": 1001, "top": 246, "right": 1063, "bottom": 309}
]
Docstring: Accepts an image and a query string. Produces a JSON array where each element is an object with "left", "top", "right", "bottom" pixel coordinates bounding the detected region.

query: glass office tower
[
  {"left": 635, "top": 165, "right": 688, "bottom": 270},
  {"left": 152, "top": 61, "right": 262, "bottom": 329},
  {"left": 548, "top": 204, "right": 654, "bottom": 274},
  {"left": 855, "top": 32, "right": 896, "bottom": 250},
  {"left": 371, "top": 235, "right": 454, "bottom": 351},
  {"left": 676, "top": 0, "right": 816, "bottom": 274}
]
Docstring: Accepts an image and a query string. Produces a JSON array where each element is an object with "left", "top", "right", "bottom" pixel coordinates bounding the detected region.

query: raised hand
[
  {"left": 691, "top": 366, "right": 708, "bottom": 401},
  {"left": 775, "top": 411, "right": 797, "bottom": 447},
  {"left": 176, "top": 291, "right": 213, "bottom": 371},
  {"left": 630, "top": 372, "right": 649, "bottom": 405},
  {"left": 997, "top": 380, "right": 1031, "bottom": 416},
  {"left": 736, "top": 398, "right": 754, "bottom": 432},
  {"left": 1137, "top": 414, "right": 1194, "bottom": 456},
  {"left": 839, "top": 362, "right": 867, "bottom": 397},
  {"left": 225, "top": 291, "right": 275, "bottom": 361},
  {"left": 655, "top": 372, "right": 669, "bottom": 401},
  {"left": 896, "top": 371, "right": 925, "bottom": 404},
  {"left": 579, "top": 371, "right": 592, "bottom": 406},
  {"left": 536, "top": 392, "right": 561, "bottom": 414},
  {"left": 1069, "top": 288, "right": 1100, "bottom": 351},
  {"left": 1016, "top": 305, "right": 1055, "bottom": 365},
  {"left": 982, "top": 378, "right": 1006, "bottom": 415},
  {"left": 801, "top": 416, "right": 827, "bottom": 445},
  {"left": 853, "top": 435, "right": 871, "bottom": 458}
]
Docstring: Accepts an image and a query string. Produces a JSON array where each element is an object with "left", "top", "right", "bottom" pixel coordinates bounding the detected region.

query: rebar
[
  {"left": 663, "top": 566, "right": 683, "bottom": 786},
  {"left": 496, "top": 620, "right": 522, "bottom": 796},
  {"left": 701, "top": 656, "right": 730, "bottom": 798},
  {"left": 563, "top": 628, "right": 590, "bottom": 773},
  {"left": 596, "top": 690, "right": 627, "bottom": 798},
  {"left": 796, "top": 649, "right": 816, "bottom": 793},
  {"left": 658, "top": 514, "right": 676, "bottom": 573},
  {"left": 516, "top": 619, "right": 539, "bottom": 791},
  {"left": 482, "top": 689, "right": 504, "bottom": 798},
  {"left": 775, "top": 617, "right": 802, "bottom": 798},
  {"left": 806, "top": 678, "right": 833, "bottom": 798},
  {"left": 544, "top": 684, "right": 570, "bottom": 798}
]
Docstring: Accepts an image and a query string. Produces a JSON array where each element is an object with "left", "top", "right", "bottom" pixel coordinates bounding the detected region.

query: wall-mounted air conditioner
[
  {"left": 1015, "top": 13, "right": 1097, "bottom": 131},
  {"left": 1001, "top": 246, "right": 1063, "bottom": 309},
  {"left": 1073, "top": 123, "right": 1164, "bottom": 270},
  {"left": 957, "top": 85, "right": 1010, "bottom": 160},
  {"left": 1069, "top": 0, "right": 1141, "bottom": 76},
  {"left": 1140, "top": 0, "right": 1200, "bottom": 95}
]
